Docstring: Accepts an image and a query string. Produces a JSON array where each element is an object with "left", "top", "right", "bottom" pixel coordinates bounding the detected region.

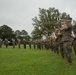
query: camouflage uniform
[
  {"left": 41, "top": 40, "right": 44, "bottom": 49},
  {"left": 33, "top": 40, "right": 36, "bottom": 49},
  {"left": 17, "top": 38, "right": 21, "bottom": 49},
  {"left": 50, "top": 39, "right": 53, "bottom": 51},
  {"left": 47, "top": 39, "right": 51, "bottom": 50},
  {"left": 59, "top": 34, "right": 64, "bottom": 58},
  {"left": 52, "top": 39, "right": 59, "bottom": 54},
  {"left": 56, "top": 23, "right": 64, "bottom": 57},
  {"left": 55, "top": 38, "right": 59, "bottom": 54},
  {"left": 23, "top": 38, "right": 26, "bottom": 49},
  {"left": 44, "top": 39, "right": 48, "bottom": 50},
  {"left": 0, "top": 38, "right": 2, "bottom": 48},
  {"left": 45, "top": 38, "right": 51, "bottom": 50},
  {"left": 37, "top": 39, "right": 41, "bottom": 50},
  {"left": 55, "top": 30, "right": 61, "bottom": 55},
  {"left": 52, "top": 40, "right": 56, "bottom": 52},
  {"left": 56, "top": 29, "right": 65, "bottom": 58},
  {"left": 62, "top": 22, "right": 73, "bottom": 63},
  {"left": 72, "top": 25, "right": 76, "bottom": 55},
  {"left": 50, "top": 34, "right": 57, "bottom": 52},
  {"left": 29, "top": 41, "right": 32, "bottom": 49},
  {"left": 12, "top": 38, "right": 15, "bottom": 48},
  {"left": 4, "top": 38, "right": 8, "bottom": 48}
]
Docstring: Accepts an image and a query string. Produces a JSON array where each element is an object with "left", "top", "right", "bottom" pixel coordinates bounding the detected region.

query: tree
[
  {"left": 31, "top": 27, "right": 42, "bottom": 39},
  {"left": 0, "top": 24, "right": 15, "bottom": 40},
  {"left": 15, "top": 30, "right": 30, "bottom": 41},
  {"left": 32, "top": 7, "right": 71, "bottom": 39},
  {"left": 32, "top": 7, "right": 60, "bottom": 38},
  {"left": 20, "top": 30, "right": 30, "bottom": 41},
  {"left": 20, "top": 30, "right": 28, "bottom": 37},
  {"left": 60, "top": 12, "right": 70, "bottom": 19},
  {"left": 15, "top": 30, "right": 21, "bottom": 38}
]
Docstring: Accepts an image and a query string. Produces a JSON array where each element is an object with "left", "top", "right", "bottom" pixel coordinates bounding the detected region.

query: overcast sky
[{"left": 0, "top": 0, "right": 76, "bottom": 35}]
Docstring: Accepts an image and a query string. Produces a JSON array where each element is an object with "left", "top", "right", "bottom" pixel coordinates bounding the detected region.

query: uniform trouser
[
  {"left": 41, "top": 44, "right": 43, "bottom": 49},
  {"left": 13, "top": 45, "right": 15, "bottom": 48},
  {"left": 63, "top": 42, "right": 72, "bottom": 63},
  {"left": 13, "top": 43, "right": 15, "bottom": 48},
  {"left": 18, "top": 44, "right": 20, "bottom": 48},
  {"left": 51, "top": 44, "right": 53, "bottom": 51},
  {"left": 60, "top": 43, "right": 65, "bottom": 58},
  {"left": 38, "top": 44, "right": 41, "bottom": 50},
  {"left": 54, "top": 45, "right": 59, "bottom": 54},
  {"left": 53, "top": 41, "right": 59, "bottom": 54},
  {"left": 24, "top": 44, "right": 26, "bottom": 49},
  {"left": 29, "top": 44, "right": 31, "bottom": 49},
  {"left": 52, "top": 42, "right": 55, "bottom": 51},
  {"left": 6, "top": 44, "right": 8, "bottom": 48},
  {"left": 73, "top": 40, "right": 76, "bottom": 55},
  {"left": 56, "top": 46, "right": 59, "bottom": 54},
  {"left": 73, "top": 45, "right": 76, "bottom": 55},
  {"left": 45, "top": 43, "right": 50, "bottom": 50},
  {"left": 0, "top": 44, "right": 2, "bottom": 48},
  {"left": 34, "top": 45, "right": 36, "bottom": 49}
]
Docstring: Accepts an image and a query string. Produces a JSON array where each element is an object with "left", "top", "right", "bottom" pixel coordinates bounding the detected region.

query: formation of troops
[{"left": 0, "top": 17, "right": 76, "bottom": 64}]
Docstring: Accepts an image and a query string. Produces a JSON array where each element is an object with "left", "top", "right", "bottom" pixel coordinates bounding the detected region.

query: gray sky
[{"left": 0, "top": 0, "right": 76, "bottom": 35}]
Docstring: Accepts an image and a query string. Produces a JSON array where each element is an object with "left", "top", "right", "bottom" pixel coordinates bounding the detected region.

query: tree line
[{"left": 0, "top": 24, "right": 30, "bottom": 41}]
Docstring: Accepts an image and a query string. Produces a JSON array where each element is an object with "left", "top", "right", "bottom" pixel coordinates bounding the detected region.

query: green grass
[{"left": 0, "top": 46, "right": 76, "bottom": 75}]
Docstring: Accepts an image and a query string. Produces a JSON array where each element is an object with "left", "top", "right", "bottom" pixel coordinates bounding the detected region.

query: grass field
[{"left": 0, "top": 46, "right": 76, "bottom": 75}]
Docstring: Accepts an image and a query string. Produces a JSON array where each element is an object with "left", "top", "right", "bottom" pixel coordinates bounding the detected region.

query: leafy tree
[
  {"left": 15, "top": 30, "right": 21, "bottom": 38},
  {"left": 0, "top": 24, "right": 15, "bottom": 40},
  {"left": 20, "top": 30, "right": 28, "bottom": 36},
  {"left": 60, "top": 12, "right": 70, "bottom": 19},
  {"left": 32, "top": 7, "right": 60, "bottom": 38},
  {"left": 31, "top": 27, "right": 42, "bottom": 39},
  {"left": 15, "top": 30, "right": 30, "bottom": 41},
  {"left": 32, "top": 7, "right": 71, "bottom": 39}
]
